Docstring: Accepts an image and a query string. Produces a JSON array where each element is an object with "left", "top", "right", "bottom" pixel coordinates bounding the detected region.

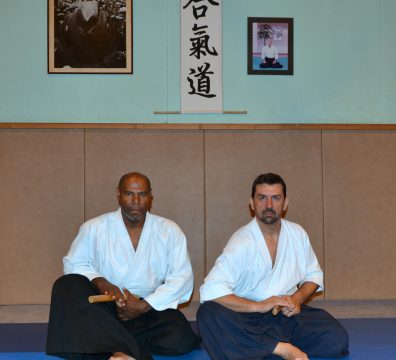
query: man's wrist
[
  {"left": 140, "top": 300, "right": 152, "bottom": 313},
  {"left": 291, "top": 292, "right": 305, "bottom": 305}
]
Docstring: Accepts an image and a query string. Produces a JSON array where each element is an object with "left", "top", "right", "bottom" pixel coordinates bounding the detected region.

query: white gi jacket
[
  {"left": 200, "top": 218, "right": 323, "bottom": 302},
  {"left": 64, "top": 209, "right": 194, "bottom": 311},
  {"left": 261, "top": 45, "right": 279, "bottom": 60}
]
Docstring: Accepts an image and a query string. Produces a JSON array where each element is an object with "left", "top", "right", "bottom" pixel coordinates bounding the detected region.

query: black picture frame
[
  {"left": 48, "top": 0, "right": 133, "bottom": 74},
  {"left": 247, "top": 17, "right": 293, "bottom": 75}
]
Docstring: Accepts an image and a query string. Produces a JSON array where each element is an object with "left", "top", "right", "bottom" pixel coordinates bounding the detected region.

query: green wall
[{"left": 0, "top": 0, "right": 395, "bottom": 123}]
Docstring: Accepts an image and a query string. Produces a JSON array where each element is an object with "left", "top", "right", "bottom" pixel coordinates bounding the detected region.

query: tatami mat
[{"left": 1, "top": 318, "right": 396, "bottom": 360}]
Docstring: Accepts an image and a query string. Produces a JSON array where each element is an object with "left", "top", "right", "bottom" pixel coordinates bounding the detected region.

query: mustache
[{"left": 263, "top": 208, "right": 276, "bottom": 214}]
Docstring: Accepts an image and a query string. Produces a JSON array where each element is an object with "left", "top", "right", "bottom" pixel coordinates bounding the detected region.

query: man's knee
[
  {"left": 328, "top": 322, "right": 349, "bottom": 356},
  {"left": 312, "top": 321, "right": 349, "bottom": 357},
  {"left": 52, "top": 274, "right": 89, "bottom": 293},
  {"left": 148, "top": 309, "right": 199, "bottom": 355},
  {"left": 165, "top": 309, "right": 200, "bottom": 353},
  {"left": 51, "top": 274, "right": 95, "bottom": 304},
  {"left": 53, "top": 274, "right": 88, "bottom": 287}
]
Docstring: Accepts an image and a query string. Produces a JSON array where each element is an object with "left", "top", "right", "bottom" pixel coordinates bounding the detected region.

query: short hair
[
  {"left": 251, "top": 173, "right": 286, "bottom": 198},
  {"left": 118, "top": 172, "right": 152, "bottom": 191}
]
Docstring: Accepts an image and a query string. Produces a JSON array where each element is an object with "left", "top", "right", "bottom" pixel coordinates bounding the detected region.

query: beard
[
  {"left": 122, "top": 206, "right": 146, "bottom": 224},
  {"left": 258, "top": 208, "right": 280, "bottom": 225}
]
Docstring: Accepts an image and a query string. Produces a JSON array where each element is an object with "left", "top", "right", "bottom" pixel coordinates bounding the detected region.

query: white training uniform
[
  {"left": 200, "top": 218, "right": 323, "bottom": 302},
  {"left": 261, "top": 45, "right": 279, "bottom": 60},
  {"left": 64, "top": 209, "right": 194, "bottom": 311}
]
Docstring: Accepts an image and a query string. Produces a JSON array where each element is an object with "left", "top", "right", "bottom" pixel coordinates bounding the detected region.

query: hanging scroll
[{"left": 180, "top": 0, "right": 223, "bottom": 113}]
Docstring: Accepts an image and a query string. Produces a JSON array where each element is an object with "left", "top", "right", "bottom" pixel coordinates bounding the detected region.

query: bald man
[{"left": 46, "top": 172, "right": 200, "bottom": 360}]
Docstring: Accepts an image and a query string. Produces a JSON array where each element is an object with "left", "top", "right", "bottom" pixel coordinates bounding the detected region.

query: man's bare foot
[
  {"left": 109, "top": 352, "right": 136, "bottom": 360},
  {"left": 273, "top": 342, "right": 308, "bottom": 360}
]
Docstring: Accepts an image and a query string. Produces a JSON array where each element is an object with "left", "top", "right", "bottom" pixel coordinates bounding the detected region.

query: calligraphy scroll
[{"left": 181, "top": 0, "right": 223, "bottom": 113}]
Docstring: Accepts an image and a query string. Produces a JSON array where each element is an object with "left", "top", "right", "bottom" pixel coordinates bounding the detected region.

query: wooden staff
[
  {"left": 272, "top": 305, "right": 283, "bottom": 316},
  {"left": 88, "top": 293, "right": 139, "bottom": 303},
  {"left": 88, "top": 294, "right": 115, "bottom": 303}
]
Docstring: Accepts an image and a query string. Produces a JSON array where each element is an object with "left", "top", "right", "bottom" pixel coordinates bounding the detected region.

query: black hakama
[{"left": 46, "top": 274, "right": 200, "bottom": 360}]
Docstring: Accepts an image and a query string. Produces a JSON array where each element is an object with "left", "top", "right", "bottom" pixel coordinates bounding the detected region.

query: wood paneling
[
  {"left": 323, "top": 131, "right": 396, "bottom": 299},
  {"left": 0, "top": 126, "right": 395, "bottom": 304},
  {"left": 0, "top": 129, "right": 84, "bottom": 304},
  {"left": 204, "top": 130, "right": 324, "bottom": 272}
]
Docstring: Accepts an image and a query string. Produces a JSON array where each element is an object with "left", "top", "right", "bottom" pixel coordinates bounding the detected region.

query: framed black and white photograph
[
  {"left": 247, "top": 17, "right": 293, "bottom": 75},
  {"left": 48, "top": 0, "right": 132, "bottom": 74}
]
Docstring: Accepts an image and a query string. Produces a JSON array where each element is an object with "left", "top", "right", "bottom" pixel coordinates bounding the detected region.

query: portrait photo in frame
[
  {"left": 48, "top": 0, "right": 132, "bottom": 74},
  {"left": 247, "top": 17, "right": 293, "bottom": 75}
]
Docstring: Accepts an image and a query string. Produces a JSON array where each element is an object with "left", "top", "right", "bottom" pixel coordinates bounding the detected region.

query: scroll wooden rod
[{"left": 154, "top": 110, "right": 248, "bottom": 115}]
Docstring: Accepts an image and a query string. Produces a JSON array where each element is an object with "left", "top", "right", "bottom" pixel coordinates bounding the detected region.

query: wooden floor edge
[{"left": 1, "top": 123, "right": 396, "bottom": 130}]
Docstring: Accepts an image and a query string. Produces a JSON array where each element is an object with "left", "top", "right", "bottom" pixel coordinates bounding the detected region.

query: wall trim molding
[{"left": 1, "top": 123, "right": 396, "bottom": 130}]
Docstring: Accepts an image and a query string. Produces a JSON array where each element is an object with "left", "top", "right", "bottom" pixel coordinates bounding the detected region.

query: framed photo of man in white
[
  {"left": 48, "top": 0, "right": 132, "bottom": 74},
  {"left": 248, "top": 17, "right": 293, "bottom": 75}
]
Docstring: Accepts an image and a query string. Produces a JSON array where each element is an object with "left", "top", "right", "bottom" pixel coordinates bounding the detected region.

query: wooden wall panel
[
  {"left": 0, "top": 129, "right": 84, "bottom": 304},
  {"left": 1, "top": 126, "right": 395, "bottom": 305},
  {"left": 204, "top": 131, "right": 324, "bottom": 278},
  {"left": 84, "top": 130, "right": 205, "bottom": 301},
  {"left": 323, "top": 131, "right": 396, "bottom": 299}
]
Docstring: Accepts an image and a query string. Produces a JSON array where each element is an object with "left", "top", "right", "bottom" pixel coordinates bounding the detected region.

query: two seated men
[{"left": 46, "top": 172, "right": 348, "bottom": 360}]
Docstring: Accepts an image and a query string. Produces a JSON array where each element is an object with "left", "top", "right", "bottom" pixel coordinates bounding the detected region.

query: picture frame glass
[
  {"left": 248, "top": 17, "right": 293, "bottom": 75},
  {"left": 48, "top": 0, "right": 132, "bottom": 74}
]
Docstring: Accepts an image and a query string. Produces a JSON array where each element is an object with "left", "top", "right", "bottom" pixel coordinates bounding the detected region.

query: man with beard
[
  {"left": 197, "top": 173, "right": 348, "bottom": 360},
  {"left": 46, "top": 172, "right": 200, "bottom": 360}
]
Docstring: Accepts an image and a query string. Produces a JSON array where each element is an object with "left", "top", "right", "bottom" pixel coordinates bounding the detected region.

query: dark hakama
[
  {"left": 197, "top": 301, "right": 348, "bottom": 360},
  {"left": 46, "top": 274, "right": 200, "bottom": 360}
]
